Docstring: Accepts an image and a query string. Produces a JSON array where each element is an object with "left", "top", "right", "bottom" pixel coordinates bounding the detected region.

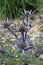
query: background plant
[{"left": 0, "top": 0, "right": 43, "bottom": 19}]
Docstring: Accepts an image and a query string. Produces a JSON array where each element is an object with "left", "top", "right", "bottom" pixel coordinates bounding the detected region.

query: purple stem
[
  {"left": 22, "top": 16, "right": 27, "bottom": 26},
  {"left": 22, "top": 17, "right": 25, "bottom": 26},
  {"left": 21, "top": 32, "right": 26, "bottom": 43},
  {"left": 22, "top": 17, "right": 28, "bottom": 26},
  {"left": 8, "top": 27, "right": 23, "bottom": 43},
  {"left": 25, "top": 31, "right": 27, "bottom": 40}
]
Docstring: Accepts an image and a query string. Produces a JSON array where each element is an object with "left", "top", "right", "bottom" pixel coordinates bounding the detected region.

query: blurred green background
[{"left": 0, "top": 0, "right": 43, "bottom": 19}]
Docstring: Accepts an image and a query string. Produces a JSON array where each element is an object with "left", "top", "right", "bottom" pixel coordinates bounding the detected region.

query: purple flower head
[
  {"left": 14, "top": 42, "right": 32, "bottom": 56},
  {"left": 24, "top": 9, "right": 32, "bottom": 17},
  {"left": 3, "top": 18, "right": 11, "bottom": 28},
  {"left": 20, "top": 10, "right": 34, "bottom": 29},
  {"left": 21, "top": 10, "right": 32, "bottom": 17},
  {"left": 17, "top": 43, "right": 26, "bottom": 49},
  {"left": 19, "top": 25, "right": 27, "bottom": 32}
]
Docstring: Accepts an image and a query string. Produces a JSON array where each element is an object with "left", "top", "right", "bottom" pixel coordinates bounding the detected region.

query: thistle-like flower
[
  {"left": 3, "top": 18, "right": 11, "bottom": 28},
  {"left": 19, "top": 25, "right": 27, "bottom": 32},
  {"left": 17, "top": 43, "right": 27, "bottom": 49},
  {"left": 13, "top": 42, "right": 32, "bottom": 56}
]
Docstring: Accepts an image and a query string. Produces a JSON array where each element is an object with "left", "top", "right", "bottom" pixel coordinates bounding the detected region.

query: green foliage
[
  {"left": 0, "top": 52, "right": 42, "bottom": 65},
  {"left": 0, "top": 0, "right": 43, "bottom": 19}
]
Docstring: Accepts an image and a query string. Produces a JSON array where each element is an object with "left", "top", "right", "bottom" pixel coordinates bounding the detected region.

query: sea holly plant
[{"left": 1, "top": 10, "right": 35, "bottom": 56}]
